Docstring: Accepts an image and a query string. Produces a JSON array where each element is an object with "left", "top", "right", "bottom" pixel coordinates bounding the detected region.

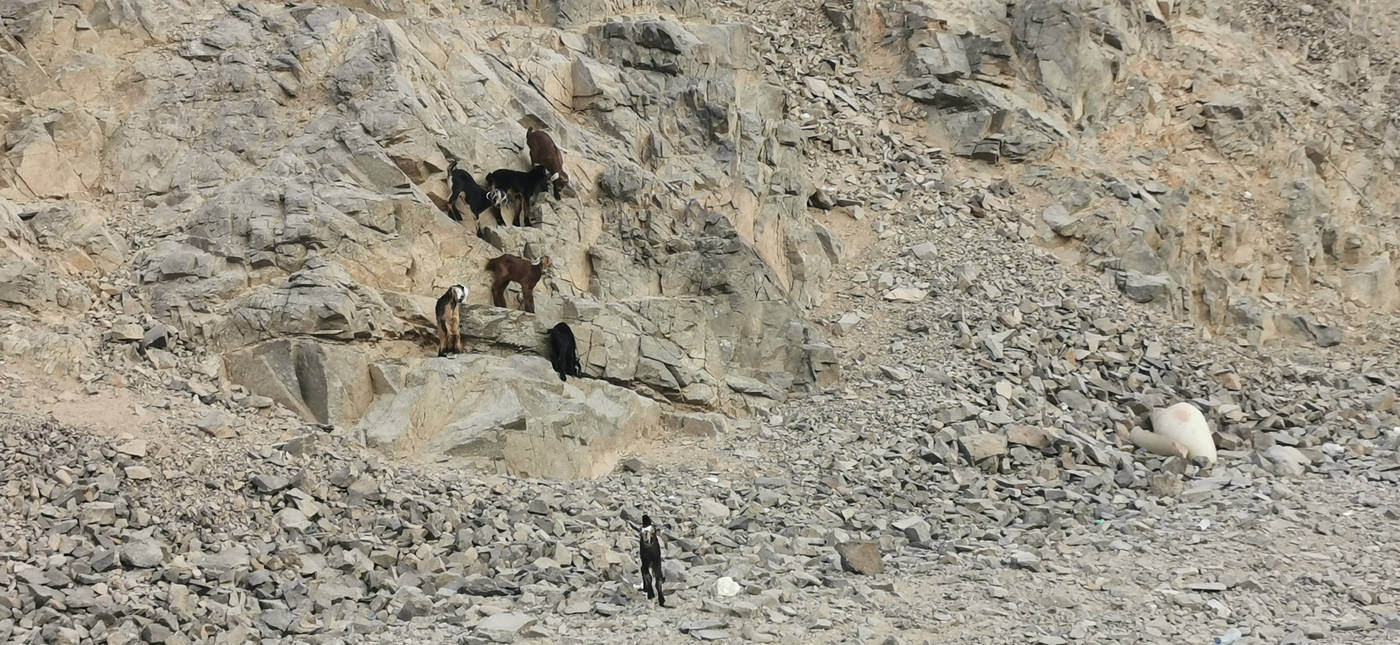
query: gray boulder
[{"left": 120, "top": 540, "right": 164, "bottom": 569}]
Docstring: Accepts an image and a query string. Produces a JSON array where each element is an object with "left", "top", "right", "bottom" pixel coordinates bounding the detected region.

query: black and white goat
[
  {"left": 446, "top": 160, "right": 496, "bottom": 223},
  {"left": 637, "top": 514, "right": 665, "bottom": 607},
  {"left": 485, "top": 165, "right": 551, "bottom": 227}
]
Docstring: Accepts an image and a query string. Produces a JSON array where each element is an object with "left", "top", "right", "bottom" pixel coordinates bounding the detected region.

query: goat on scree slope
[
  {"left": 638, "top": 514, "right": 665, "bottom": 607},
  {"left": 485, "top": 165, "right": 551, "bottom": 227},
  {"left": 445, "top": 160, "right": 495, "bottom": 225},
  {"left": 526, "top": 127, "right": 570, "bottom": 199},
  {"left": 435, "top": 285, "right": 467, "bottom": 357},
  {"left": 484, "top": 254, "right": 551, "bottom": 313},
  {"left": 546, "top": 322, "right": 582, "bottom": 382}
]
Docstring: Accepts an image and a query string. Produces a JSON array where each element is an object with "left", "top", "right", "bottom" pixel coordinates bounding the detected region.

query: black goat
[
  {"left": 485, "top": 165, "right": 551, "bottom": 227},
  {"left": 446, "top": 160, "right": 495, "bottom": 223},
  {"left": 547, "top": 322, "right": 582, "bottom": 382}
]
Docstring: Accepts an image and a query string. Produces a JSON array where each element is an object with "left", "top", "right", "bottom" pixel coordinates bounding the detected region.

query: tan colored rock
[
  {"left": 1260, "top": 445, "right": 1310, "bottom": 477},
  {"left": 1342, "top": 256, "right": 1396, "bottom": 311},
  {"left": 111, "top": 323, "right": 143, "bottom": 341},
  {"left": 1213, "top": 372, "right": 1243, "bottom": 391},
  {"left": 835, "top": 541, "right": 884, "bottom": 575},
  {"left": 116, "top": 439, "right": 149, "bottom": 457},
  {"left": 462, "top": 294, "right": 835, "bottom": 402},
  {"left": 9, "top": 123, "right": 87, "bottom": 199},
  {"left": 356, "top": 354, "right": 661, "bottom": 479},
  {"left": 1006, "top": 425, "right": 1050, "bottom": 449},
  {"left": 209, "top": 258, "right": 404, "bottom": 351},
  {"left": 2, "top": 3, "right": 844, "bottom": 421},
  {"left": 571, "top": 54, "right": 626, "bottom": 111},
  {"left": 223, "top": 338, "right": 372, "bottom": 427},
  {"left": 196, "top": 411, "right": 237, "bottom": 439},
  {"left": 959, "top": 432, "right": 1008, "bottom": 463},
  {"left": 1147, "top": 472, "right": 1183, "bottom": 497},
  {"left": 0, "top": 260, "right": 58, "bottom": 311},
  {"left": 0, "top": 196, "right": 37, "bottom": 255},
  {"left": 884, "top": 287, "right": 927, "bottom": 303}
]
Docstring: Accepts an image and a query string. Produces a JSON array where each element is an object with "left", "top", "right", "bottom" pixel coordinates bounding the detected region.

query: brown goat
[
  {"left": 485, "top": 254, "right": 552, "bottom": 313},
  {"left": 526, "top": 127, "right": 569, "bottom": 199}
]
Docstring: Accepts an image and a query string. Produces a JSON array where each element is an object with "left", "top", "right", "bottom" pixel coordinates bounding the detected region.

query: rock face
[
  {"left": 887, "top": 0, "right": 1076, "bottom": 164},
  {"left": 1012, "top": 0, "right": 1143, "bottom": 125},
  {"left": 357, "top": 354, "right": 662, "bottom": 479},
  {"left": 0, "top": 0, "right": 843, "bottom": 430},
  {"left": 223, "top": 338, "right": 373, "bottom": 427},
  {"left": 1, "top": 0, "right": 1393, "bottom": 487},
  {"left": 460, "top": 297, "right": 839, "bottom": 407},
  {"left": 855, "top": 0, "right": 1399, "bottom": 343}
]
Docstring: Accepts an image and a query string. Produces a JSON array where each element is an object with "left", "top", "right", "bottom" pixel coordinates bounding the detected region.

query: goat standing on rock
[
  {"left": 546, "top": 322, "right": 582, "bottom": 382},
  {"left": 445, "top": 160, "right": 495, "bottom": 226},
  {"left": 638, "top": 514, "right": 666, "bottom": 607},
  {"left": 485, "top": 166, "right": 551, "bottom": 227},
  {"left": 435, "top": 284, "right": 468, "bottom": 357},
  {"left": 526, "top": 127, "right": 570, "bottom": 200},
  {"left": 485, "top": 254, "right": 551, "bottom": 313}
]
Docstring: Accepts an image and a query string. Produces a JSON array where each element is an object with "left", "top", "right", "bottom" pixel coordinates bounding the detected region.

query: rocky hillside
[
  {"left": 2, "top": 0, "right": 1399, "bottom": 643},
  {"left": 1, "top": 0, "right": 848, "bottom": 474},
  {"left": 829, "top": 0, "right": 1399, "bottom": 346},
  {"left": 3, "top": 0, "right": 1398, "bottom": 471}
]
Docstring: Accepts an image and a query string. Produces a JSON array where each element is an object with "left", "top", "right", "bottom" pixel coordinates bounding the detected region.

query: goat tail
[
  {"left": 448, "top": 158, "right": 458, "bottom": 174},
  {"left": 484, "top": 257, "right": 500, "bottom": 272}
]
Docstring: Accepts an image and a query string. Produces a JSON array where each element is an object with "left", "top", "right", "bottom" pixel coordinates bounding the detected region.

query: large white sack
[{"left": 1150, "top": 402, "right": 1217, "bottom": 464}]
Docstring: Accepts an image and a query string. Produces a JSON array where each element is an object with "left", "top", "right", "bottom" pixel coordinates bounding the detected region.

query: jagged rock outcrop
[
  {"left": 847, "top": 0, "right": 1398, "bottom": 345},
  {"left": 0, "top": 1, "right": 845, "bottom": 446}
]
